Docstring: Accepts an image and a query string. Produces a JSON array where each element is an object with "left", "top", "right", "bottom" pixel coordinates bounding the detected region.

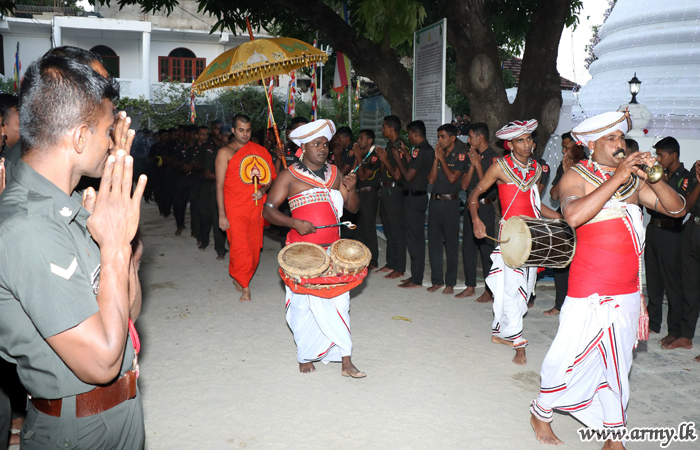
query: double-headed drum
[{"left": 500, "top": 216, "right": 576, "bottom": 269}]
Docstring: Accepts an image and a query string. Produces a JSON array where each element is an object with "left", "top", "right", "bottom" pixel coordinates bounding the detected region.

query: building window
[
  {"left": 158, "top": 48, "right": 205, "bottom": 83},
  {"left": 90, "top": 45, "right": 119, "bottom": 78}
]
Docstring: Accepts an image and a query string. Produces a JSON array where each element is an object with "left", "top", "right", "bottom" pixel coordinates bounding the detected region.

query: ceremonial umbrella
[
  {"left": 191, "top": 37, "right": 328, "bottom": 94},
  {"left": 191, "top": 37, "right": 328, "bottom": 169}
]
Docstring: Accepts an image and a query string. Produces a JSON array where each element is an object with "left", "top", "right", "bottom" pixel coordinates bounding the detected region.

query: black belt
[
  {"left": 403, "top": 190, "right": 427, "bottom": 197},
  {"left": 431, "top": 193, "right": 459, "bottom": 201},
  {"left": 381, "top": 182, "right": 398, "bottom": 188},
  {"left": 651, "top": 217, "right": 684, "bottom": 228},
  {"left": 358, "top": 186, "right": 377, "bottom": 192}
]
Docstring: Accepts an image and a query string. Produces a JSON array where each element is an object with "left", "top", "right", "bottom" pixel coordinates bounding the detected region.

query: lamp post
[
  {"left": 628, "top": 73, "right": 642, "bottom": 104},
  {"left": 618, "top": 72, "right": 650, "bottom": 137}
]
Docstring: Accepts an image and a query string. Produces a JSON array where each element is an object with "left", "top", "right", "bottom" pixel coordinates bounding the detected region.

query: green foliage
[
  {"left": 0, "top": 76, "right": 16, "bottom": 94},
  {"left": 353, "top": 0, "right": 426, "bottom": 48}
]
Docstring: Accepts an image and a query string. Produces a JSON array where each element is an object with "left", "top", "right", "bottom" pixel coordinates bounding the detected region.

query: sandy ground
[{"left": 135, "top": 202, "right": 700, "bottom": 450}]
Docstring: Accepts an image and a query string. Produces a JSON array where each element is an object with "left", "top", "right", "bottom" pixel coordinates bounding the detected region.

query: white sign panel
[{"left": 412, "top": 19, "right": 447, "bottom": 147}]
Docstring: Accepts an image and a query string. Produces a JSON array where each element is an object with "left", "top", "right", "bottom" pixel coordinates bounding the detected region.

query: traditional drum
[
  {"left": 328, "top": 239, "right": 371, "bottom": 275},
  {"left": 499, "top": 216, "right": 576, "bottom": 269},
  {"left": 278, "top": 242, "right": 330, "bottom": 282}
]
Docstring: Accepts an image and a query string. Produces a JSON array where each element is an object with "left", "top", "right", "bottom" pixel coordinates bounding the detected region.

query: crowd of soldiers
[{"left": 141, "top": 114, "right": 700, "bottom": 359}]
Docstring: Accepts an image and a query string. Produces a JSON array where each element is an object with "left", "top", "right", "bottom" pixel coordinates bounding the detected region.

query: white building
[
  {"left": 0, "top": 3, "right": 293, "bottom": 103},
  {"left": 575, "top": 0, "right": 700, "bottom": 165}
]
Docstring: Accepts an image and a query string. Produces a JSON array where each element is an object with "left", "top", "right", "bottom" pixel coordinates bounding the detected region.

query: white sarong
[
  {"left": 531, "top": 291, "right": 640, "bottom": 429},
  {"left": 486, "top": 184, "right": 541, "bottom": 348},
  {"left": 285, "top": 288, "right": 352, "bottom": 363}
]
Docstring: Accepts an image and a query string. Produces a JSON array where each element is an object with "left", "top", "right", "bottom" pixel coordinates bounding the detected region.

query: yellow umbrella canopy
[{"left": 192, "top": 37, "right": 329, "bottom": 94}]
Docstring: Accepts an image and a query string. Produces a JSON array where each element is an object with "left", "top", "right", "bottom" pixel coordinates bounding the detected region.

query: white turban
[
  {"left": 495, "top": 119, "right": 539, "bottom": 140},
  {"left": 289, "top": 119, "right": 336, "bottom": 147},
  {"left": 571, "top": 111, "right": 632, "bottom": 146}
]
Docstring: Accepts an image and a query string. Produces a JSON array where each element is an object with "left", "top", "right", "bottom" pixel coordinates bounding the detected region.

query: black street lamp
[{"left": 628, "top": 73, "right": 642, "bottom": 104}]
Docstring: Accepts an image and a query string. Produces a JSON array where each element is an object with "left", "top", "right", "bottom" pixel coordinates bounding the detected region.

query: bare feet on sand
[
  {"left": 694, "top": 354, "right": 700, "bottom": 363},
  {"left": 232, "top": 278, "right": 243, "bottom": 292},
  {"left": 513, "top": 347, "right": 527, "bottom": 365},
  {"left": 175, "top": 227, "right": 184, "bottom": 236},
  {"left": 659, "top": 334, "right": 677, "bottom": 346},
  {"left": 530, "top": 414, "right": 564, "bottom": 445},
  {"left": 299, "top": 362, "right": 316, "bottom": 373},
  {"left": 216, "top": 254, "right": 225, "bottom": 260},
  {"left": 398, "top": 281, "right": 422, "bottom": 289},
  {"left": 662, "top": 337, "right": 692, "bottom": 350},
  {"left": 442, "top": 286, "right": 454, "bottom": 295},
  {"left": 602, "top": 439, "right": 625, "bottom": 449},
  {"left": 427, "top": 284, "right": 444, "bottom": 293},
  {"left": 341, "top": 356, "right": 367, "bottom": 378},
  {"left": 385, "top": 271, "right": 404, "bottom": 279},
  {"left": 475, "top": 290, "right": 494, "bottom": 303},
  {"left": 455, "top": 286, "right": 475, "bottom": 298},
  {"left": 239, "top": 287, "right": 251, "bottom": 302},
  {"left": 544, "top": 307, "right": 560, "bottom": 317},
  {"left": 374, "top": 266, "right": 392, "bottom": 274}
]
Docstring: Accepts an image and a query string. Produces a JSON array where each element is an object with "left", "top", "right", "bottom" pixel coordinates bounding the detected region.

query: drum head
[
  {"left": 278, "top": 242, "right": 330, "bottom": 278},
  {"left": 329, "top": 239, "right": 371, "bottom": 272},
  {"left": 500, "top": 216, "right": 531, "bottom": 269}
]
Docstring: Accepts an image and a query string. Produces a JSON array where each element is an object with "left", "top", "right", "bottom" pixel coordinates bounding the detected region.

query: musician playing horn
[
  {"left": 468, "top": 119, "right": 562, "bottom": 366},
  {"left": 529, "top": 111, "right": 685, "bottom": 449},
  {"left": 263, "top": 119, "right": 366, "bottom": 378}
]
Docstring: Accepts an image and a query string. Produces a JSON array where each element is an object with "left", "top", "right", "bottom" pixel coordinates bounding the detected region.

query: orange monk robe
[{"left": 223, "top": 142, "right": 277, "bottom": 288}]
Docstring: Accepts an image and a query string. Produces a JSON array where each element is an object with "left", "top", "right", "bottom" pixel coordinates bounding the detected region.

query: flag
[
  {"left": 267, "top": 77, "right": 275, "bottom": 128},
  {"left": 285, "top": 71, "right": 296, "bottom": 117},
  {"left": 189, "top": 88, "right": 196, "bottom": 123},
  {"left": 13, "top": 42, "right": 20, "bottom": 94},
  {"left": 356, "top": 78, "right": 360, "bottom": 110},
  {"left": 311, "top": 65, "right": 317, "bottom": 121},
  {"left": 311, "top": 39, "right": 318, "bottom": 121},
  {"left": 333, "top": 52, "right": 351, "bottom": 94}
]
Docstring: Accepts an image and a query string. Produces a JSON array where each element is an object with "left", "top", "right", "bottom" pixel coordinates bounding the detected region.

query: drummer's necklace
[
  {"left": 298, "top": 160, "right": 328, "bottom": 182},
  {"left": 511, "top": 154, "right": 533, "bottom": 178}
]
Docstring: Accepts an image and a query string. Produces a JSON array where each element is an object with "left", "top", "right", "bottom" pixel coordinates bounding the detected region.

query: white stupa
[{"left": 576, "top": 0, "right": 700, "bottom": 141}]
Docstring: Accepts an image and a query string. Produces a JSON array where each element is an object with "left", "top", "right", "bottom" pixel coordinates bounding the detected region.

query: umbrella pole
[{"left": 261, "top": 73, "right": 287, "bottom": 169}]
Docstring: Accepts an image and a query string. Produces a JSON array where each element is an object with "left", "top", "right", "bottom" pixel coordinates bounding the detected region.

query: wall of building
[
  {"left": 2, "top": 31, "right": 51, "bottom": 79},
  {"left": 61, "top": 35, "right": 143, "bottom": 79}
]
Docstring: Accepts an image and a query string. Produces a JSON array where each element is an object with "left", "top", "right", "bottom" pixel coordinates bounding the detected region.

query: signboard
[{"left": 412, "top": 18, "right": 447, "bottom": 147}]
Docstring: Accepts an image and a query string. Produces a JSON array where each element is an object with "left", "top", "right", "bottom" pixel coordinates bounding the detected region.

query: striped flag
[
  {"left": 356, "top": 78, "right": 360, "bottom": 110},
  {"left": 311, "top": 65, "right": 317, "bottom": 121},
  {"left": 189, "top": 88, "right": 196, "bottom": 123},
  {"left": 333, "top": 52, "right": 351, "bottom": 94},
  {"left": 267, "top": 77, "right": 275, "bottom": 128},
  {"left": 13, "top": 42, "right": 20, "bottom": 93},
  {"left": 311, "top": 39, "right": 318, "bottom": 121},
  {"left": 285, "top": 71, "right": 296, "bottom": 116}
]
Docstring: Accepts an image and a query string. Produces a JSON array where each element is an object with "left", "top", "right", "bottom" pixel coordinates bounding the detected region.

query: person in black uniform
[
  {"left": 333, "top": 127, "right": 359, "bottom": 239},
  {"left": 148, "top": 129, "right": 168, "bottom": 209},
  {"left": 395, "top": 120, "right": 434, "bottom": 289},
  {"left": 354, "top": 129, "right": 381, "bottom": 269},
  {"left": 198, "top": 122, "right": 228, "bottom": 259},
  {"left": 427, "top": 124, "right": 469, "bottom": 294},
  {"left": 187, "top": 126, "right": 208, "bottom": 246},
  {"left": 670, "top": 160, "right": 700, "bottom": 361},
  {"left": 156, "top": 127, "right": 180, "bottom": 218},
  {"left": 642, "top": 137, "right": 690, "bottom": 348},
  {"left": 172, "top": 125, "right": 199, "bottom": 236},
  {"left": 456, "top": 122, "right": 499, "bottom": 301},
  {"left": 277, "top": 116, "right": 308, "bottom": 174},
  {"left": 375, "top": 115, "right": 406, "bottom": 279}
]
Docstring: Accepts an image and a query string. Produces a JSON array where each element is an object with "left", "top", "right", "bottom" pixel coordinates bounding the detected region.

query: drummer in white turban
[
  {"left": 468, "top": 119, "right": 562, "bottom": 366},
  {"left": 529, "top": 111, "right": 685, "bottom": 448},
  {"left": 263, "top": 119, "right": 366, "bottom": 378}
]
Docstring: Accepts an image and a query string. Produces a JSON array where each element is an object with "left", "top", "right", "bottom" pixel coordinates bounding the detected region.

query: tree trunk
[
  {"left": 512, "top": 0, "right": 572, "bottom": 153},
  {"left": 271, "top": 0, "right": 414, "bottom": 125},
  {"left": 447, "top": 0, "right": 510, "bottom": 147}
]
